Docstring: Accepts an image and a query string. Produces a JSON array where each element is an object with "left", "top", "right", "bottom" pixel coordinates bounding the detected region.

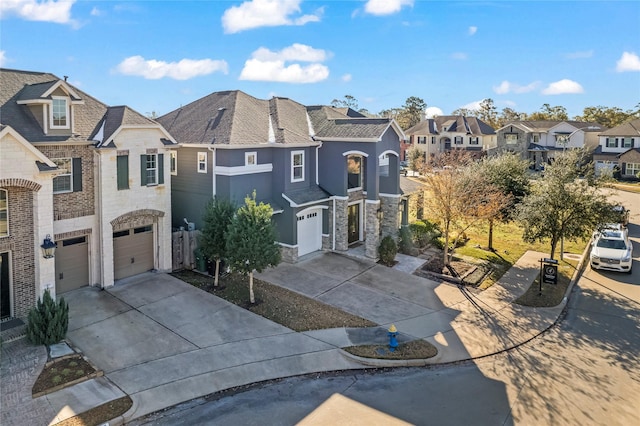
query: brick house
[{"left": 0, "top": 68, "right": 175, "bottom": 321}]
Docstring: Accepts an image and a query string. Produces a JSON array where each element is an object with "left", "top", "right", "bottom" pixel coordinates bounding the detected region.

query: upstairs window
[
  {"left": 606, "top": 137, "right": 618, "bottom": 148},
  {"left": 197, "top": 152, "right": 207, "bottom": 173},
  {"left": 347, "top": 155, "right": 363, "bottom": 189},
  {"left": 51, "top": 97, "right": 69, "bottom": 128},
  {"left": 141, "top": 154, "right": 164, "bottom": 186},
  {"left": 622, "top": 137, "right": 633, "bottom": 148},
  {"left": 170, "top": 151, "right": 177, "bottom": 175},
  {"left": 417, "top": 136, "right": 427, "bottom": 144},
  {"left": 245, "top": 152, "right": 257, "bottom": 166},
  {"left": 505, "top": 134, "right": 518, "bottom": 145},
  {"left": 0, "top": 189, "right": 7, "bottom": 237},
  {"left": 469, "top": 137, "right": 479, "bottom": 145},
  {"left": 378, "top": 153, "right": 389, "bottom": 177},
  {"left": 533, "top": 135, "right": 540, "bottom": 143},
  {"left": 53, "top": 158, "right": 73, "bottom": 193},
  {"left": 291, "top": 151, "right": 304, "bottom": 182},
  {"left": 454, "top": 136, "right": 463, "bottom": 145}
]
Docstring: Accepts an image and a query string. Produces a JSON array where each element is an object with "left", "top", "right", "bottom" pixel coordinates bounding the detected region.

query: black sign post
[{"left": 539, "top": 258, "right": 559, "bottom": 295}]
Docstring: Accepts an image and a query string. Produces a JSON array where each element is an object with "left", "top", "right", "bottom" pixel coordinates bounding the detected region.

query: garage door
[
  {"left": 55, "top": 237, "right": 89, "bottom": 293},
  {"left": 297, "top": 208, "right": 322, "bottom": 257},
  {"left": 114, "top": 225, "right": 154, "bottom": 280}
]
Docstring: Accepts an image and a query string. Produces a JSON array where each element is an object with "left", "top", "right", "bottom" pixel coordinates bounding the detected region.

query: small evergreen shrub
[
  {"left": 409, "top": 220, "right": 441, "bottom": 248},
  {"left": 26, "top": 289, "right": 69, "bottom": 346},
  {"left": 398, "top": 226, "right": 415, "bottom": 255},
  {"left": 378, "top": 236, "right": 398, "bottom": 266}
]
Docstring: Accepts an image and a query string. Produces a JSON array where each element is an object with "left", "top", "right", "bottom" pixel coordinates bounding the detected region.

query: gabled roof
[
  {"left": 307, "top": 106, "right": 403, "bottom": 141},
  {"left": 405, "top": 115, "right": 495, "bottom": 136},
  {"left": 599, "top": 118, "right": 640, "bottom": 137},
  {"left": 1, "top": 68, "right": 108, "bottom": 143},
  {"left": 92, "top": 105, "right": 169, "bottom": 147},
  {"left": 497, "top": 120, "right": 604, "bottom": 133}
]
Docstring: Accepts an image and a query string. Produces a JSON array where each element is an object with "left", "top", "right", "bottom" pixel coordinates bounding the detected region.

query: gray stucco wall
[{"left": 171, "top": 147, "right": 213, "bottom": 229}]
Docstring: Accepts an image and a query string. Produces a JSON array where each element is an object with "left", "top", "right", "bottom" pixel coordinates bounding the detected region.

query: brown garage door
[
  {"left": 113, "top": 225, "right": 154, "bottom": 280},
  {"left": 55, "top": 237, "right": 89, "bottom": 293}
]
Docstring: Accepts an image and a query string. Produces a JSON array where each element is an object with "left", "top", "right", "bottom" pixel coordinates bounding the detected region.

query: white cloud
[
  {"left": 616, "top": 51, "right": 640, "bottom": 72},
  {"left": 364, "top": 0, "right": 413, "bottom": 16},
  {"left": 221, "top": 0, "right": 322, "bottom": 34},
  {"left": 461, "top": 100, "right": 483, "bottom": 111},
  {"left": 565, "top": 50, "right": 593, "bottom": 59},
  {"left": 239, "top": 44, "right": 330, "bottom": 83},
  {"left": 90, "top": 6, "right": 102, "bottom": 17},
  {"left": 493, "top": 80, "right": 539, "bottom": 94},
  {"left": 424, "top": 106, "right": 443, "bottom": 118},
  {"left": 0, "top": 50, "right": 7, "bottom": 67},
  {"left": 542, "top": 79, "right": 584, "bottom": 95},
  {"left": 451, "top": 52, "right": 467, "bottom": 60},
  {"left": 468, "top": 26, "right": 477, "bottom": 35},
  {"left": 341, "top": 74, "right": 352, "bottom": 82},
  {"left": 0, "top": 0, "right": 77, "bottom": 25},
  {"left": 114, "top": 56, "right": 229, "bottom": 80}
]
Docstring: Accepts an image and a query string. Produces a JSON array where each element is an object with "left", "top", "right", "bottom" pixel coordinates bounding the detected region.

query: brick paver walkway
[{"left": 1, "top": 339, "right": 56, "bottom": 425}]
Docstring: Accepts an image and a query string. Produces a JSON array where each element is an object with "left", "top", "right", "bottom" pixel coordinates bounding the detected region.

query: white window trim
[
  {"left": 170, "top": 151, "right": 178, "bottom": 176},
  {"left": 146, "top": 154, "right": 158, "bottom": 186},
  {"left": 197, "top": 152, "right": 207, "bottom": 173},
  {"left": 50, "top": 96, "right": 70, "bottom": 129},
  {"left": 53, "top": 158, "right": 73, "bottom": 194},
  {"left": 0, "top": 189, "right": 8, "bottom": 237},
  {"left": 245, "top": 151, "right": 257, "bottom": 166},
  {"left": 291, "top": 150, "right": 304, "bottom": 183}
]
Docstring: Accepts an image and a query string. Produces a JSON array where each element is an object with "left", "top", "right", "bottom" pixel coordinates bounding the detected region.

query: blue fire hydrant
[{"left": 388, "top": 324, "right": 398, "bottom": 352}]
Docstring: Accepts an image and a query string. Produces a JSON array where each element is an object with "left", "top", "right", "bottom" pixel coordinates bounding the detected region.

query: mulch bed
[
  {"left": 344, "top": 340, "right": 438, "bottom": 360},
  {"left": 56, "top": 396, "right": 133, "bottom": 426},
  {"left": 32, "top": 355, "right": 98, "bottom": 396}
]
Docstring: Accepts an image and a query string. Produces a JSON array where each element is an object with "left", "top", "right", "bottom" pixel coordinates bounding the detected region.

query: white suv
[{"left": 590, "top": 230, "right": 633, "bottom": 273}]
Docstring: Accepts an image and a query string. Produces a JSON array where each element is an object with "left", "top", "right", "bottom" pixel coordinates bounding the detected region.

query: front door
[
  {"left": 1, "top": 252, "right": 10, "bottom": 319},
  {"left": 348, "top": 203, "right": 360, "bottom": 244}
]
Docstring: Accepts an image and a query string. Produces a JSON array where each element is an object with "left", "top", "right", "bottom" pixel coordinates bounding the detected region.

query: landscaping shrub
[
  {"left": 378, "top": 235, "right": 398, "bottom": 266},
  {"left": 409, "top": 220, "right": 441, "bottom": 248},
  {"left": 26, "top": 289, "right": 69, "bottom": 346},
  {"left": 398, "top": 226, "right": 416, "bottom": 255}
]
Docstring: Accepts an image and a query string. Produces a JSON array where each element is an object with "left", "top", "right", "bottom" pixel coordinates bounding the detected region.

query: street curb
[{"left": 338, "top": 349, "right": 435, "bottom": 368}]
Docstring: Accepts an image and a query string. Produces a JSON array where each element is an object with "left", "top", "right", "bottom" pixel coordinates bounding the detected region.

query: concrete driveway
[{"left": 63, "top": 272, "right": 363, "bottom": 420}]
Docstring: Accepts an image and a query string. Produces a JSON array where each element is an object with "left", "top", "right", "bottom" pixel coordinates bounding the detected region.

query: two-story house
[
  {"left": 592, "top": 118, "right": 640, "bottom": 178},
  {"left": 404, "top": 115, "right": 496, "bottom": 160},
  {"left": 157, "top": 90, "right": 406, "bottom": 262},
  {"left": 0, "top": 68, "right": 175, "bottom": 321},
  {"left": 495, "top": 120, "right": 604, "bottom": 169}
]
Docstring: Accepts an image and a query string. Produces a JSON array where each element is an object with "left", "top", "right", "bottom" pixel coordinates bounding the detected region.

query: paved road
[{"left": 133, "top": 189, "right": 640, "bottom": 426}]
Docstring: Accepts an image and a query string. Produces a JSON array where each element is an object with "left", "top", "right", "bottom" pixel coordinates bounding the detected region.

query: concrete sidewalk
[{"left": 1, "top": 250, "right": 575, "bottom": 425}]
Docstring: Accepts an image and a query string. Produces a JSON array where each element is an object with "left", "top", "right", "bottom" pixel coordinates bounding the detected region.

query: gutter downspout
[
  {"left": 332, "top": 196, "right": 336, "bottom": 251},
  {"left": 316, "top": 141, "right": 322, "bottom": 185}
]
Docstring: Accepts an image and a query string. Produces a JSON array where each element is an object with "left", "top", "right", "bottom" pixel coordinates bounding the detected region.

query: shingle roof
[
  {"left": 282, "top": 185, "right": 331, "bottom": 207},
  {"left": 307, "top": 106, "right": 393, "bottom": 140},
  {"left": 501, "top": 120, "right": 604, "bottom": 133},
  {"left": 0, "top": 68, "right": 109, "bottom": 143},
  {"left": 93, "top": 105, "right": 159, "bottom": 145},
  {"left": 405, "top": 115, "right": 495, "bottom": 136},
  {"left": 599, "top": 118, "right": 640, "bottom": 136}
]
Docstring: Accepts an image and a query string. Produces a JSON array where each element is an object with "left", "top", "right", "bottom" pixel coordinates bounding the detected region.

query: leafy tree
[
  {"left": 422, "top": 150, "right": 509, "bottom": 268},
  {"left": 496, "top": 107, "right": 526, "bottom": 127},
  {"left": 529, "top": 103, "right": 568, "bottom": 121},
  {"left": 451, "top": 107, "right": 474, "bottom": 116},
  {"left": 473, "top": 153, "right": 531, "bottom": 250},
  {"left": 226, "top": 192, "right": 281, "bottom": 304},
  {"left": 199, "top": 197, "right": 235, "bottom": 287},
  {"left": 331, "top": 95, "right": 359, "bottom": 110},
  {"left": 574, "top": 105, "right": 633, "bottom": 128},
  {"left": 406, "top": 146, "right": 424, "bottom": 174},
  {"left": 397, "top": 96, "right": 427, "bottom": 130},
  {"left": 477, "top": 98, "right": 499, "bottom": 129},
  {"left": 517, "top": 150, "right": 617, "bottom": 260}
]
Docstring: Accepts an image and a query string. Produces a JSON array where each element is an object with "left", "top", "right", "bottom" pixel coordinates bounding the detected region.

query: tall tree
[
  {"left": 331, "top": 95, "right": 359, "bottom": 110},
  {"left": 496, "top": 107, "right": 526, "bottom": 128},
  {"left": 517, "top": 150, "right": 616, "bottom": 260},
  {"left": 529, "top": 103, "right": 568, "bottom": 121},
  {"left": 226, "top": 192, "right": 281, "bottom": 304},
  {"left": 397, "top": 96, "right": 427, "bottom": 130},
  {"left": 477, "top": 98, "right": 499, "bottom": 129},
  {"left": 574, "top": 105, "right": 633, "bottom": 128},
  {"left": 451, "top": 107, "right": 474, "bottom": 116},
  {"left": 199, "top": 197, "right": 235, "bottom": 287},
  {"left": 406, "top": 146, "right": 424, "bottom": 174},
  {"left": 422, "top": 150, "right": 508, "bottom": 269},
  {"left": 473, "top": 153, "right": 531, "bottom": 250}
]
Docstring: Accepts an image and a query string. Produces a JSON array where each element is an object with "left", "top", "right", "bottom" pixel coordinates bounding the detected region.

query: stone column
[
  {"left": 365, "top": 200, "right": 380, "bottom": 259},
  {"left": 334, "top": 197, "right": 349, "bottom": 251},
  {"left": 380, "top": 194, "right": 401, "bottom": 240}
]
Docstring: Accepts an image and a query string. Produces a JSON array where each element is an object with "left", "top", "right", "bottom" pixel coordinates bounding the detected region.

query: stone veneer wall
[
  {"left": 0, "top": 187, "right": 35, "bottom": 318},
  {"left": 380, "top": 195, "right": 401, "bottom": 240},
  {"left": 280, "top": 245, "right": 298, "bottom": 263},
  {"left": 334, "top": 198, "right": 349, "bottom": 251},
  {"left": 364, "top": 201, "right": 380, "bottom": 259},
  {"left": 37, "top": 145, "right": 95, "bottom": 220}
]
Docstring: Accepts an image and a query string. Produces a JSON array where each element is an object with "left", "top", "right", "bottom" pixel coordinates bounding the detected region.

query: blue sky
[{"left": 1, "top": 0, "right": 639, "bottom": 119}]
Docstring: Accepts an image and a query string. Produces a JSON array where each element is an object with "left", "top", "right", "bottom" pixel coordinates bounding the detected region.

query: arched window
[
  {"left": 0, "top": 189, "right": 8, "bottom": 237},
  {"left": 347, "top": 155, "right": 362, "bottom": 189}
]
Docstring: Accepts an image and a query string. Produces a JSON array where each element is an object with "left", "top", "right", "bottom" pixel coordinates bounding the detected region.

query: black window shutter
[
  {"left": 140, "top": 155, "right": 146, "bottom": 186},
  {"left": 72, "top": 158, "right": 82, "bottom": 192},
  {"left": 158, "top": 154, "right": 164, "bottom": 184},
  {"left": 117, "top": 156, "right": 129, "bottom": 190}
]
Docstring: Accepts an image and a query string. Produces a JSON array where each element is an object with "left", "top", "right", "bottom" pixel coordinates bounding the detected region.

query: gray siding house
[{"left": 158, "top": 91, "right": 406, "bottom": 262}]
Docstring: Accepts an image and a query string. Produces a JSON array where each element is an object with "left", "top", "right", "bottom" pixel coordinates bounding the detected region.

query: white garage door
[
  {"left": 297, "top": 208, "right": 322, "bottom": 257},
  {"left": 55, "top": 237, "right": 89, "bottom": 293},
  {"left": 114, "top": 225, "right": 154, "bottom": 280}
]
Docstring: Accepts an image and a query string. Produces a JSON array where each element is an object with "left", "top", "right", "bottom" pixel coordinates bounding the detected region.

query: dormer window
[{"left": 51, "top": 96, "right": 69, "bottom": 128}]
